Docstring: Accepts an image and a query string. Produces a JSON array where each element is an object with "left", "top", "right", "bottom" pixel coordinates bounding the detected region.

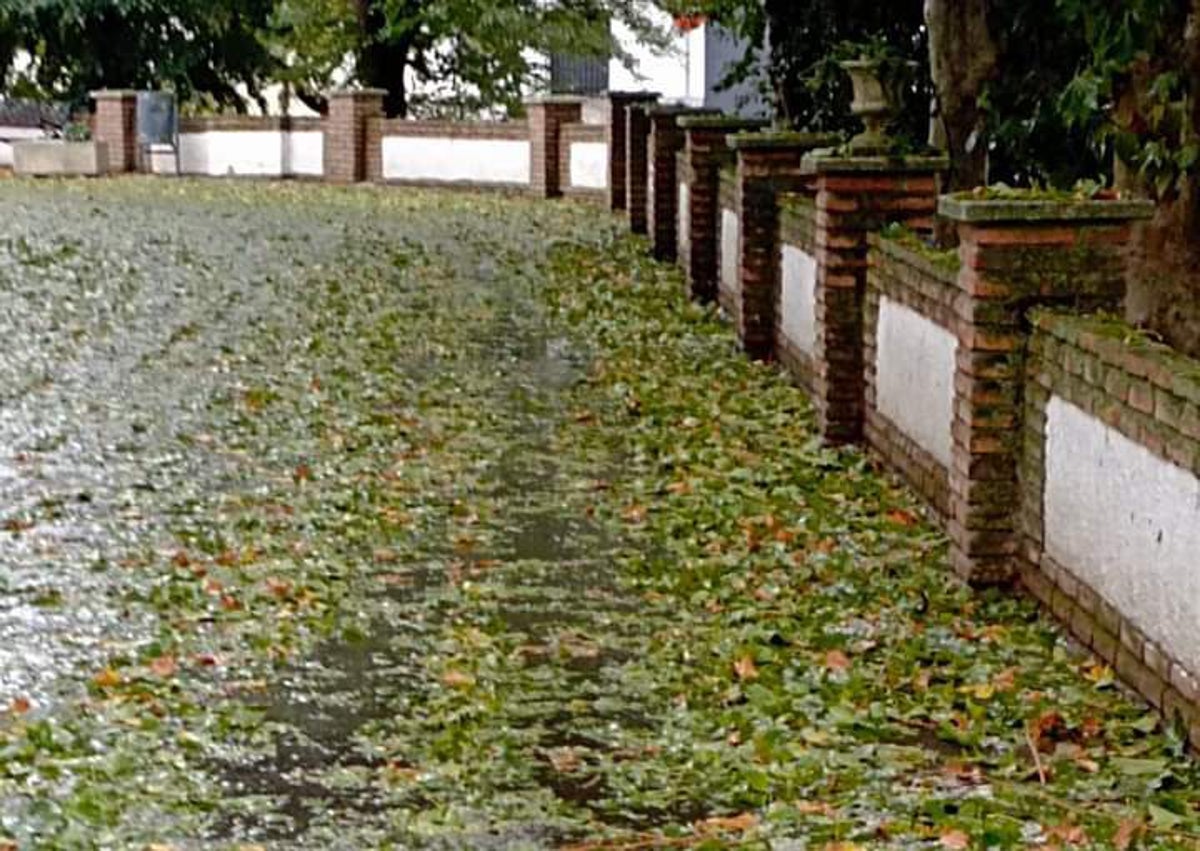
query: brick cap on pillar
[
  {"left": 729, "top": 130, "right": 842, "bottom": 152},
  {"left": 938, "top": 195, "right": 1155, "bottom": 224},
  {"left": 608, "top": 91, "right": 661, "bottom": 102},
  {"left": 326, "top": 88, "right": 388, "bottom": 99},
  {"left": 90, "top": 90, "right": 138, "bottom": 100},
  {"left": 678, "top": 115, "right": 770, "bottom": 131},
  {"left": 525, "top": 95, "right": 588, "bottom": 106},
  {"left": 645, "top": 104, "right": 720, "bottom": 117},
  {"left": 802, "top": 152, "right": 950, "bottom": 174}
]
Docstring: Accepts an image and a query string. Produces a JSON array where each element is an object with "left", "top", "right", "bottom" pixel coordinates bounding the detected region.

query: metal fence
[{"left": 550, "top": 54, "right": 610, "bottom": 95}]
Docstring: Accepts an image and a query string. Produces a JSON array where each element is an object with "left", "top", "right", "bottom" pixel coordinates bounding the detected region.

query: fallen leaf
[
  {"left": 886, "top": 509, "right": 918, "bottom": 527},
  {"left": 441, "top": 670, "right": 475, "bottom": 689},
  {"left": 696, "top": 812, "right": 758, "bottom": 834},
  {"left": 939, "top": 829, "right": 970, "bottom": 849},
  {"left": 149, "top": 655, "right": 178, "bottom": 678},
  {"left": 9, "top": 697, "right": 30, "bottom": 715},
  {"left": 1112, "top": 819, "right": 1142, "bottom": 850},
  {"left": 733, "top": 655, "right": 759, "bottom": 682},
  {"left": 547, "top": 748, "right": 582, "bottom": 774},
  {"left": 825, "top": 650, "right": 851, "bottom": 671},
  {"left": 93, "top": 668, "right": 122, "bottom": 689}
]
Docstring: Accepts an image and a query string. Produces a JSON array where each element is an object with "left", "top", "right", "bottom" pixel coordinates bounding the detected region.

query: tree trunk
[
  {"left": 925, "top": 0, "right": 998, "bottom": 192},
  {"left": 355, "top": 0, "right": 410, "bottom": 117}
]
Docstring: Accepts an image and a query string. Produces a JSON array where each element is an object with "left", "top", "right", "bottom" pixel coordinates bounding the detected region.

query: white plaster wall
[
  {"left": 678, "top": 182, "right": 690, "bottom": 255},
  {"left": 179, "top": 131, "right": 289, "bottom": 176},
  {"left": 0, "top": 127, "right": 47, "bottom": 168},
  {"left": 569, "top": 141, "right": 608, "bottom": 190},
  {"left": 720, "top": 208, "right": 739, "bottom": 297},
  {"left": 286, "top": 131, "right": 324, "bottom": 176},
  {"left": 875, "top": 297, "right": 957, "bottom": 468},
  {"left": 382, "top": 136, "right": 531, "bottom": 185},
  {"left": 1045, "top": 397, "right": 1200, "bottom": 667},
  {"left": 779, "top": 245, "right": 818, "bottom": 356}
]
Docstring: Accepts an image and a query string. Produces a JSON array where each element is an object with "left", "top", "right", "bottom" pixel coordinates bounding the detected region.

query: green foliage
[
  {"left": 1054, "top": 0, "right": 1192, "bottom": 195},
  {"left": 665, "top": 0, "right": 929, "bottom": 142},
  {"left": 0, "top": 0, "right": 277, "bottom": 108},
  {"left": 270, "top": 0, "right": 669, "bottom": 118}
]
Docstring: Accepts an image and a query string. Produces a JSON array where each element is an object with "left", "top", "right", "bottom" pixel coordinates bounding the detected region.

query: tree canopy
[{"left": 0, "top": 0, "right": 665, "bottom": 118}]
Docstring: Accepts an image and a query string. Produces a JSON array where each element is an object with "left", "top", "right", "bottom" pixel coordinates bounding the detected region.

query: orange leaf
[
  {"left": 940, "top": 830, "right": 970, "bottom": 850},
  {"left": 149, "top": 655, "right": 178, "bottom": 678},
  {"left": 441, "top": 670, "right": 475, "bottom": 689},
  {"left": 696, "top": 812, "right": 758, "bottom": 834},
  {"left": 824, "top": 650, "right": 851, "bottom": 671},
  {"left": 265, "top": 577, "right": 293, "bottom": 598},
  {"left": 9, "top": 697, "right": 30, "bottom": 715},
  {"left": 93, "top": 668, "right": 122, "bottom": 689},
  {"left": 1112, "top": 819, "right": 1142, "bottom": 851},
  {"left": 886, "top": 509, "right": 918, "bottom": 527},
  {"left": 733, "top": 655, "right": 759, "bottom": 682}
]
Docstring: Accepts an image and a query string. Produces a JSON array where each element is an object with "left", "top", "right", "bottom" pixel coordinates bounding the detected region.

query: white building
[{"left": 607, "top": 10, "right": 769, "bottom": 117}]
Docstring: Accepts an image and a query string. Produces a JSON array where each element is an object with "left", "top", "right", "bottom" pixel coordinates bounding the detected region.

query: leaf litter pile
[{"left": 0, "top": 179, "right": 1196, "bottom": 849}]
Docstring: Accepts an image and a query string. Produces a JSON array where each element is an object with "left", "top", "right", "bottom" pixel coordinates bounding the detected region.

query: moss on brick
[{"left": 878, "top": 223, "right": 960, "bottom": 275}]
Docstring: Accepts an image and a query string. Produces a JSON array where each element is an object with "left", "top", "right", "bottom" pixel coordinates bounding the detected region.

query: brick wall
[
  {"left": 626, "top": 103, "right": 653, "bottom": 235},
  {"left": 91, "top": 91, "right": 137, "bottom": 173},
  {"left": 940, "top": 197, "right": 1151, "bottom": 584},
  {"left": 326, "top": 90, "right": 385, "bottom": 184},
  {"left": 1022, "top": 312, "right": 1200, "bottom": 746},
  {"left": 677, "top": 117, "right": 767, "bottom": 303},
  {"left": 560, "top": 123, "right": 608, "bottom": 198},
  {"left": 863, "top": 234, "right": 960, "bottom": 519},
  {"left": 529, "top": 98, "right": 584, "bottom": 199},
  {"left": 646, "top": 108, "right": 714, "bottom": 262},
  {"left": 716, "top": 166, "right": 740, "bottom": 320},
  {"left": 606, "top": 92, "right": 658, "bottom": 212},
  {"left": 729, "top": 134, "right": 835, "bottom": 361},
  {"left": 809, "top": 158, "right": 946, "bottom": 446},
  {"left": 776, "top": 195, "right": 818, "bottom": 388}
]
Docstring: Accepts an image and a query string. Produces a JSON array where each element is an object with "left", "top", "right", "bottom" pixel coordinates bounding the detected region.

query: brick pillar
[
  {"left": 607, "top": 92, "right": 659, "bottom": 212},
  {"left": 325, "top": 89, "right": 386, "bottom": 184},
  {"left": 91, "top": 90, "right": 137, "bottom": 174},
  {"left": 528, "top": 97, "right": 584, "bottom": 199},
  {"left": 364, "top": 116, "right": 384, "bottom": 183},
  {"left": 677, "top": 117, "right": 769, "bottom": 302},
  {"left": 626, "top": 102, "right": 655, "bottom": 235},
  {"left": 938, "top": 196, "right": 1154, "bottom": 584},
  {"left": 810, "top": 155, "right": 947, "bottom": 444},
  {"left": 727, "top": 133, "right": 840, "bottom": 359},
  {"left": 646, "top": 106, "right": 718, "bottom": 262}
]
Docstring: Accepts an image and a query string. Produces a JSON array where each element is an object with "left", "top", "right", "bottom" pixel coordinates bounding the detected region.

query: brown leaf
[
  {"left": 824, "top": 650, "right": 851, "bottom": 671},
  {"left": 939, "top": 830, "right": 970, "bottom": 850},
  {"left": 1046, "top": 823, "right": 1088, "bottom": 846},
  {"left": 886, "top": 509, "right": 918, "bottom": 527},
  {"left": 1112, "top": 819, "right": 1142, "bottom": 850},
  {"left": 265, "top": 577, "right": 293, "bottom": 599},
  {"left": 9, "top": 697, "right": 30, "bottom": 715},
  {"left": 621, "top": 504, "right": 647, "bottom": 524},
  {"left": 149, "top": 655, "right": 178, "bottom": 678},
  {"left": 696, "top": 812, "right": 758, "bottom": 834},
  {"left": 547, "top": 747, "right": 582, "bottom": 774},
  {"left": 733, "top": 655, "right": 759, "bottom": 682},
  {"left": 441, "top": 670, "right": 475, "bottom": 689}
]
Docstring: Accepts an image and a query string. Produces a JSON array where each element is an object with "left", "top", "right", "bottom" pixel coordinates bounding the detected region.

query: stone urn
[{"left": 839, "top": 58, "right": 916, "bottom": 154}]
